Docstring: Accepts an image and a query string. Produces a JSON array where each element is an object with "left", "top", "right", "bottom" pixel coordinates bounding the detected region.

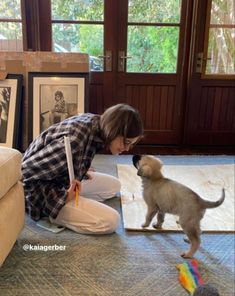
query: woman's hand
[{"left": 66, "top": 179, "right": 81, "bottom": 203}]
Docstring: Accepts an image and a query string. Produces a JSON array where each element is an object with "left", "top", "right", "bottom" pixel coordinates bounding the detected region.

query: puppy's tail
[{"left": 202, "top": 188, "right": 225, "bottom": 209}]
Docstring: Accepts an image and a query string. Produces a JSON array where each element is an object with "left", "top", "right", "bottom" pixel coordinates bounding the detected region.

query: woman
[
  {"left": 22, "top": 103, "right": 143, "bottom": 234},
  {"left": 49, "top": 90, "right": 68, "bottom": 125}
]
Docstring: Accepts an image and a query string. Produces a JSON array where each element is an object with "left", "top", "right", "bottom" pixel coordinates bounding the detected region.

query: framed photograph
[
  {"left": 28, "top": 72, "right": 89, "bottom": 142},
  {"left": 0, "top": 74, "right": 23, "bottom": 149}
]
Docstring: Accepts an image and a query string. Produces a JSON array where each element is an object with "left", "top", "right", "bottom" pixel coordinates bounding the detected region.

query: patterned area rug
[
  {"left": 0, "top": 155, "right": 234, "bottom": 296},
  {"left": 118, "top": 163, "right": 235, "bottom": 232}
]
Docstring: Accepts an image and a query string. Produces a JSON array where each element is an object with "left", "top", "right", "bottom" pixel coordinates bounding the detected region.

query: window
[
  {"left": 51, "top": 0, "right": 104, "bottom": 71},
  {"left": 127, "top": 0, "right": 182, "bottom": 73},
  {"left": 0, "top": 0, "right": 23, "bottom": 51},
  {"left": 205, "top": 0, "right": 235, "bottom": 75}
]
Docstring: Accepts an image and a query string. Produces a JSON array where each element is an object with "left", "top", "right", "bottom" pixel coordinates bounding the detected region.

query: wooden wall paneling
[
  {"left": 89, "top": 85, "right": 97, "bottom": 113},
  {"left": 212, "top": 87, "right": 222, "bottom": 130},
  {"left": 221, "top": 87, "right": 235, "bottom": 130},
  {"left": 167, "top": 86, "right": 175, "bottom": 130},
  {"left": 205, "top": 87, "right": 215, "bottom": 130},
  {"left": 139, "top": 86, "right": 147, "bottom": 126},
  {"left": 89, "top": 84, "right": 104, "bottom": 114},
  {"left": 153, "top": 86, "right": 161, "bottom": 130},
  {"left": 132, "top": 86, "right": 139, "bottom": 109},
  {"left": 186, "top": 81, "right": 235, "bottom": 145},
  {"left": 145, "top": 86, "right": 154, "bottom": 129},
  {"left": 232, "top": 89, "right": 235, "bottom": 130},
  {"left": 228, "top": 88, "right": 235, "bottom": 130},
  {"left": 197, "top": 86, "right": 205, "bottom": 130},
  {"left": 159, "top": 86, "right": 168, "bottom": 130},
  {"left": 123, "top": 83, "right": 180, "bottom": 144},
  {"left": 220, "top": 88, "right": 229, "bottom": 130},
  {"left": 89, "top": 73, "right": 104, "bottom": 114},
  {"left": 125, "top": 85, "right": 132, "bottom": 106}
]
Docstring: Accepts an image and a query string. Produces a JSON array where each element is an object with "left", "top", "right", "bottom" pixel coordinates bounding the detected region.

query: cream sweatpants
[{"left": 50, "top": 172, "right": 121, "bottom": 234}]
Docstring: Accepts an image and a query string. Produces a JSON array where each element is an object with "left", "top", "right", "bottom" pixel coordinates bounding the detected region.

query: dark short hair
[
  {"left": 55, "top": 90, "right": 63, "bottom": 97},
  {"left": 0, "top": 104, "right": 2, "bottom": 113},
  {"left": 100, "top": 103, "right": 144, "bottom": 145}
]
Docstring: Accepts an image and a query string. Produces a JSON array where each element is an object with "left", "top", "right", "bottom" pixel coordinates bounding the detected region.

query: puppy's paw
[
  {"left": 152, "top": 222, "right": 162, "bottom": 229},
  {"left": 141, "top": 223, "right": 149, "bottom": 228},
  {"left": 183, "top": 237, "right": 190, "bottom": 244},
  {"left": 180, "top": 252, "right": 194, "bottom": 259}
]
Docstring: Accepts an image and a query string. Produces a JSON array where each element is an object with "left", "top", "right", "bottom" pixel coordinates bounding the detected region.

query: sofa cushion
[
  {"left": 0, "top": 182, "right": 25, "bottom": 266},
  {"left": 0, "top": 147, "right": 22, "bottom": 199}
]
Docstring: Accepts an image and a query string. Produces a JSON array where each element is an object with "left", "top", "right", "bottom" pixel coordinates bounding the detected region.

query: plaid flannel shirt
[{"left": 21, "top": 113, "right": 105, "bottom": 221}]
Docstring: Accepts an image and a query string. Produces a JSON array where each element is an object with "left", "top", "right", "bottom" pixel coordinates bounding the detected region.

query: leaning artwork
[{"left": 0, "top": 74, "right": 23, "bottom": 149}]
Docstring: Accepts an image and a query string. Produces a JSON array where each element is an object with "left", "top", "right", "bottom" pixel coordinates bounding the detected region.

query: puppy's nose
[{"left": 132, "top": 155, "right": 141, "bottom": 168}]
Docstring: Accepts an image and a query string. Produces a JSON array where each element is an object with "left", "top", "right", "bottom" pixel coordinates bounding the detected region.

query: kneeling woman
[{"left": 21, "top": 104, "right": 143, "bottom": 234}]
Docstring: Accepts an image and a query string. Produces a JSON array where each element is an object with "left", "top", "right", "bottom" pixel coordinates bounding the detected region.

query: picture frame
[
  {"left": 28, "top": 72, "right": 89, "bottom": 143},
  {"left": 0, "top": 74, "right": 23, "bottom": 149}
]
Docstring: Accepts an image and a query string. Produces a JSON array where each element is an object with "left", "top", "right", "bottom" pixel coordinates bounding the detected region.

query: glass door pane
[
  {"left": 205, "top": 0, "right": 235, "bottom": 75},
  {"left": 0, "top": 0, "right": 23, "bottom": 51},
  {"left": 51, "top": 0, "right": 103, "bottom": 21},
  {"left": 127, "top": 26, "right": 179, "bottom": 73},
  {"left": 127, "top": 0, "right": 182, "bottom": 73},
  {"left": 128, "top": 0, "right": 181, "bottom": 23},
  {"left": 51, "top": 0, "right": 104, "bottom": 71}
]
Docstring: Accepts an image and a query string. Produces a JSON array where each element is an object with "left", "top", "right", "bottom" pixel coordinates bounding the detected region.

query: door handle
[
  {"left": 98, "top": 50, "right": 112, "bottom": 71},
  {"left": 195, "top": 52, "right": 211, "bottom": 73},
  {"left": 195, "top": 52, "right": 203, "bottom": 73},
  {"left": 118, "top": 51, "right": 132, "bottom": 72}
]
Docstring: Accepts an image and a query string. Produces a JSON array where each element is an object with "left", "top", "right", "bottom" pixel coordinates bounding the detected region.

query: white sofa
[{"left": 0, "top": 147, "right": 25, "bottom": 266}]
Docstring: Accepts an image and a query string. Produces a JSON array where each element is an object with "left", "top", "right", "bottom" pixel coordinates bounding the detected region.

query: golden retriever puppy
[{"left": 132, "top": 155, "right": 225, "bottom": 258}]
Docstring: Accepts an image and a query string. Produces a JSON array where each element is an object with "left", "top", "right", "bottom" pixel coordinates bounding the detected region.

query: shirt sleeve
[{"left": 22, "top": 136, "right": 69, "bottom": 182}]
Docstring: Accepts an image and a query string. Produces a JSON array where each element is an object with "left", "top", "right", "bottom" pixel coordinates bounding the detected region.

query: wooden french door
[
  {"left": 89, "top": 0, "right": 193, "bottom": 145},
  {"left": 185, "top": 0, "right": 235, "bottom": 146}
]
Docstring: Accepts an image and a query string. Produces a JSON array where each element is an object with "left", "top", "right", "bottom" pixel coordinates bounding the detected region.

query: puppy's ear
[
  {"left": 132, "top": 155, "right": 141, "bottom": 169},
  {"left": 137, "top": 165, "right": 153, "bottom": 178}
]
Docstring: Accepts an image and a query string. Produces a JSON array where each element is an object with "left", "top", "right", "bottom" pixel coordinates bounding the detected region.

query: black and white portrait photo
[
  {"left": 29, "top": 74, "right": 87, "bottom": 141},
  {"left": 40, "top": 85, "right": 78, "bottom": 132}
]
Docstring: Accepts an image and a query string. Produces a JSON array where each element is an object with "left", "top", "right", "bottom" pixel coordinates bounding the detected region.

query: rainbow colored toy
[{"left": 177, "top": 259, "right": 204, "bottom": 295}]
